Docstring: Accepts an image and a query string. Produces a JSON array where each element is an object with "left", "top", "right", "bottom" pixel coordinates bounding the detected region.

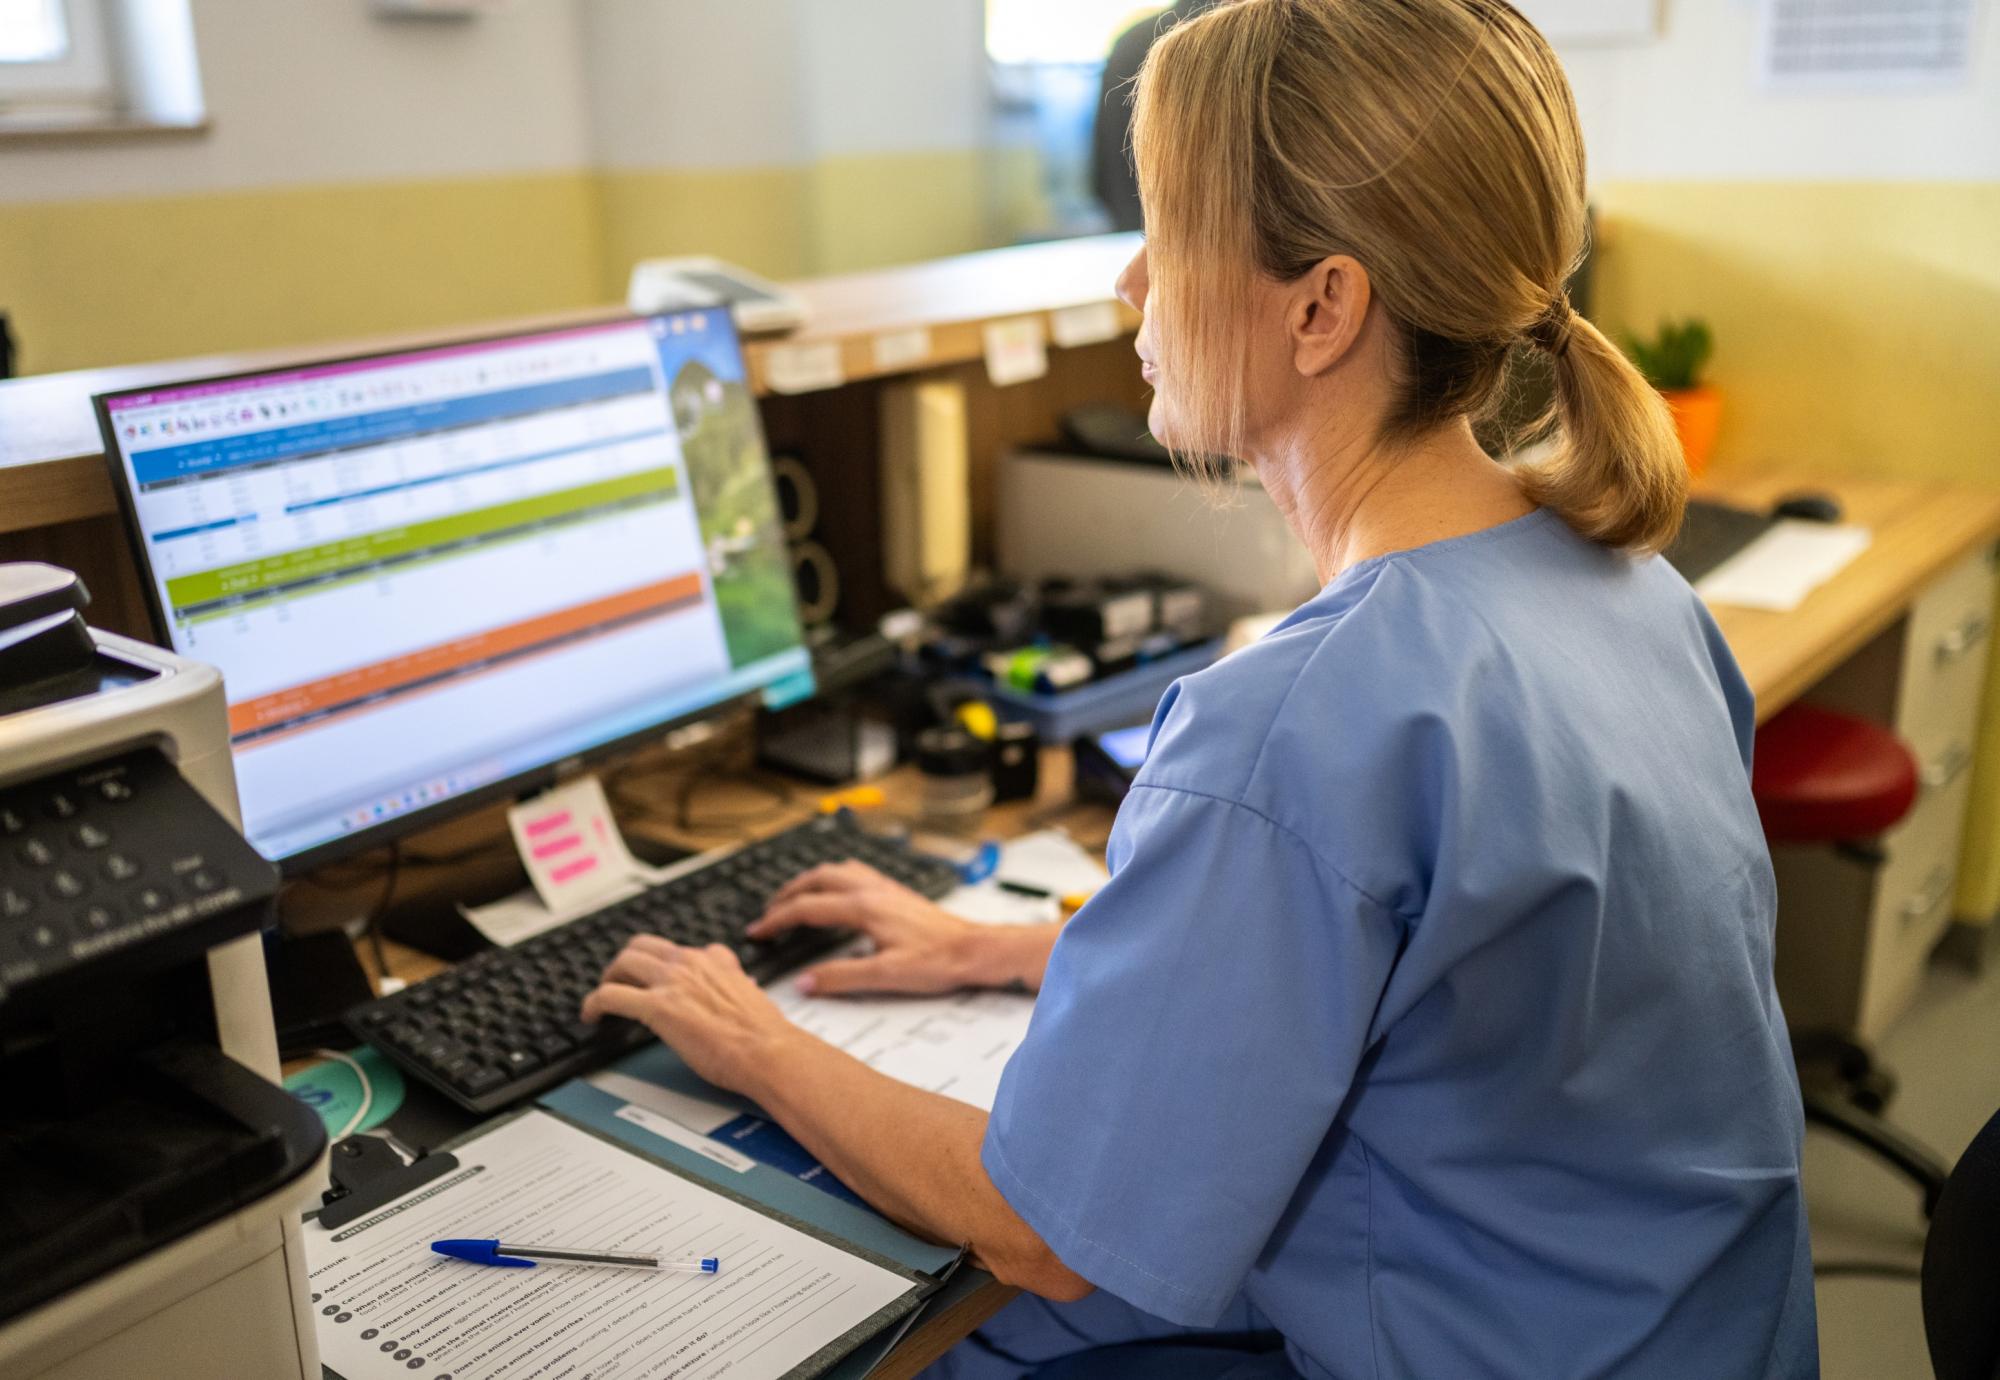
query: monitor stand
[{"left": 268, "top": 928, "right": 378, "bottom": 1059}]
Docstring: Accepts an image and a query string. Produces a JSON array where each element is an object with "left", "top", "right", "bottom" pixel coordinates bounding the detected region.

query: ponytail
[{"left": 1515, "top": 306, "right": 1688, "bottom": 555}]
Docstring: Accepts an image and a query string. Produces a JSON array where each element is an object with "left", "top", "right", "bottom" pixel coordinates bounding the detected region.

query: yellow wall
[
  {"left": 1594, "top": 180, "right": 2000, "bottom": 924},
  {"left": 0, "top": 151, "right": 1009, "bottom": 376},
  {"left": 1593, "top": 182, "right": 2000, "bottom": 484},
  {"left": 0, "top": 173, "right": 608, "bottom": 376}
]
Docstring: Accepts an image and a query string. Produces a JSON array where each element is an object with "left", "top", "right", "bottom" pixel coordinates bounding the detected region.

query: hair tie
[{"left": 1526, "top": 293, "right": 1573, "bottom": 359}]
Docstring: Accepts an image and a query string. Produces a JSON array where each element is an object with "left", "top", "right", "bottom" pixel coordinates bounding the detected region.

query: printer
[
  {"left": 0, "top": 564, "right": 325, "bottom": 1379},
  {"left": 997, "top": 446, "right": 1320, "bottom": 621}
]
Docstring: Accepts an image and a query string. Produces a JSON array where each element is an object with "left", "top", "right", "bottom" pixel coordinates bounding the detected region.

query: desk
[
  {"left": 7, "top": 237, "right": 1996, "bottom": 1368},
  {"left": 326, "top": 751, "right": 1086, "bottom": 1379}
]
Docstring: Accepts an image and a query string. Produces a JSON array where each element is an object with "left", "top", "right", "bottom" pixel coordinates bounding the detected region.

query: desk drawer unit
[{"left": 1770, "top": 544, "right": 1997, "bottom": 1040}]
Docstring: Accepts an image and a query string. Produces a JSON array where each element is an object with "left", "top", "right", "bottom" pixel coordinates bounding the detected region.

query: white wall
[
  {"left": 1560, "top": 0, "right": 2000, "bottom": 182},
  {"left": 578, "top": 0, "right": 806, "bottom": 169},
  {"left": 792, "top": 0, "right": 988, "bottom": 156},
  {"left": 0, "top": 0, "right": 594, "bottom": 205},
  {"left": 580, "top": 0, "right": 987, "bottom": 170}
]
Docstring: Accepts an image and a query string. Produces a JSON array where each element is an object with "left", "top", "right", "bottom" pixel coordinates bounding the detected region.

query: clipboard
[{"left": 306, "top": 1105, "right": 964, "bottom": 1380}]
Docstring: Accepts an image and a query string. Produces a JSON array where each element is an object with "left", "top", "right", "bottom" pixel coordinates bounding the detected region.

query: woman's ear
[{"left": 1290, "top": 255, "right": 1373, "bottom": 377}]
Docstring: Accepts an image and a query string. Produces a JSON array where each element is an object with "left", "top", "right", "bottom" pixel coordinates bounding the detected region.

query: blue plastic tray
[{"left": 986, "top": 639, "right": 1222, "bottom": 742}]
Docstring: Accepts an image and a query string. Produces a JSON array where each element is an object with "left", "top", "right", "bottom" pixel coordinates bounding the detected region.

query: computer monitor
[{"left": 97, "top": 309, "right": 813, "bottom": 872}]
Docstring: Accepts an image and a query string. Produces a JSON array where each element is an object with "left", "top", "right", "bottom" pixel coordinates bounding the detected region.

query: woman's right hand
[{"left": 748, "top": 860, "right": 988, "bottom": 996}]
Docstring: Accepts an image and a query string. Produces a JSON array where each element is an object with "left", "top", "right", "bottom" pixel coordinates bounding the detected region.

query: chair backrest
[{"left": 1923, "top": 1104, "right": 2000, "bottom": 1380}]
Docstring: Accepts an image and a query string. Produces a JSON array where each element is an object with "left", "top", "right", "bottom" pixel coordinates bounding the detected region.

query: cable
[
  {"left": 309, "top": 1046, "right": 375, "bottom": 1140},
  {"left": 1812, "top": 1260, "right": 1923, "bottom": 1281}
]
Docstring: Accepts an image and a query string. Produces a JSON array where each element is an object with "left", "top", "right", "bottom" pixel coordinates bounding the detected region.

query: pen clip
[{"left": 433, "top": 1238, "right": 537, "bottom": 1268}]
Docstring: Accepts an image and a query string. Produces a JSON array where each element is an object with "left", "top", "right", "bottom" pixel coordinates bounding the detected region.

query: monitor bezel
[{"left": 94, "top": 308, "right": 803, "bottom": 877}]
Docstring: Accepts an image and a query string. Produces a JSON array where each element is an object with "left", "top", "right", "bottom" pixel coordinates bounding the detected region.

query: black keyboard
[
  {"left": 344, "top": 814, "right": 961, "bottom": 1115},
  {"left": 1664, "top": 499, "right": 1775, "bottom": 584}
]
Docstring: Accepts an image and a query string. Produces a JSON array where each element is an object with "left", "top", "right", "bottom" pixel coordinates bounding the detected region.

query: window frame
[{"left": 0, "top": 0, "right": 117, "bottom": 119}]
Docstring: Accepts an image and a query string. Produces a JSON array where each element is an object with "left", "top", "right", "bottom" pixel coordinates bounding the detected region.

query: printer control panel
[{"left": 0, "top": 747, "right": 278, "bottom": 1001}]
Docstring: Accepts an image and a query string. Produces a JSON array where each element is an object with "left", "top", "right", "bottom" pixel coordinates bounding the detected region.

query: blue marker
[{"left": 432, "top": 1239, "right": 719, "bottom": 1272}]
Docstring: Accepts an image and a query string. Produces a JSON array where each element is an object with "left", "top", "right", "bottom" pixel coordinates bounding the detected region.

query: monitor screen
[{"left": 99, "top": 310, "right": 812, "bottom": 868}]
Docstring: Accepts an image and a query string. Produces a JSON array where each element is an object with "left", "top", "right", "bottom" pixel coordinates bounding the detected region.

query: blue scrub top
[{"left": 984, "top": 509, "right": 1818, "bottom": 1379}]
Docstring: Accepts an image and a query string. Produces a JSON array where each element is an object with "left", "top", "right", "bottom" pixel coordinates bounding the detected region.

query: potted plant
[{"left": 1623, "top": 318, "right": 1720, "bottom": 476}]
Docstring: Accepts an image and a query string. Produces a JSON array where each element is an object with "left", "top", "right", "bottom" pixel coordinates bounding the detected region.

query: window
[
  {"left": 986, "top": 1, "right": 1164, "bottom": 238},
  {"left": 985, "top": 0, "right": 1163, "bottom": 66},
  {"left": 0, "top": 0, "right": 114, "bottom": 120},
  {"left": 0, "top": 0, "right": 204, "bottom": 132},
  {"left": 0, "top": 0, "right": 70, "bottom": 62}
]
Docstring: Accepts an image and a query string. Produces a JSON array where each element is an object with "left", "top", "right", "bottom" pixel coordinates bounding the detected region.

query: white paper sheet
[
  {"left": 759, "top": 830, "right": 1109, "bottom": 1111},
  {"left": 1759, "top": 0, "right": 1977, "bottom": 91},
  {"left": 306, "top": 1110, "right": 912, "bottom": 1380},
  {"left": 1695, "top": 520, "right": 1872, "bottom": 612}
]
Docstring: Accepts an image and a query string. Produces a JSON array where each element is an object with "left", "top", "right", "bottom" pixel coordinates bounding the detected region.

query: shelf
[{"left": 0, "top": 234, "right": 1143, "bottom": 535}]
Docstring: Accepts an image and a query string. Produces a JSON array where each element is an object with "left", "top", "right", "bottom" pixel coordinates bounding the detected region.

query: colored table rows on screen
[
  {"left": 163, "top": 465, "right": 682, "bottom": 612},
  {"left": 226, "top": 572, "right": 706, "bottom": 741},
  {"left": 125, "top": 366, "right": 659, "bottom": 488}
]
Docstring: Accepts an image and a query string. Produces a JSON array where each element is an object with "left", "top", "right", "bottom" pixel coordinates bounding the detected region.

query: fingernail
[{"left": 795, "top": 974, "right": 817, "bottom": 995}]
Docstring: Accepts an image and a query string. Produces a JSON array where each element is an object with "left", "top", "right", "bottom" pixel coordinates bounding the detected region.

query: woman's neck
[{"left": 1253, "top": 415, "right": 1536, "bottom": 584}]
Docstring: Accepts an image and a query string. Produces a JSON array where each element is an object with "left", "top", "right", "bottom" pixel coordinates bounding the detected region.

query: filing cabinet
[{"left": 1771, "top": 544, "right": 1998, "bottom": 1039}]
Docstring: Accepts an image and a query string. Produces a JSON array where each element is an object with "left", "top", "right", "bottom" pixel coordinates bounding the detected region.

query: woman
[{"left": 583, "top": 2, "right": 1819, "bottom": 1375}]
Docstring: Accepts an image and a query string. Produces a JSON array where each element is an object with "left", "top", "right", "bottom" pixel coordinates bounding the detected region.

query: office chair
[
  {"left": 1752, "top": 702, "right": 1952, "bottom": 1216},
  {"left": 1922, "top": 1104, "right": 2000, "bottom": 1380}
]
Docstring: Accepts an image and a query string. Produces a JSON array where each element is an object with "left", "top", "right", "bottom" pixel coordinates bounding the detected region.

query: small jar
[{"left": 915, "top": 727, "right": 994, "bottom": 835}]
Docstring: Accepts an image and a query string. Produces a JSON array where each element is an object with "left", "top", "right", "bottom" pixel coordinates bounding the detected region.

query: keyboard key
[
  {"left": 100, "top": 853, "right": 141, "bottom": 883},
  {"left": 96, "top": 778, "right": 134, "bottom": 803},
  {"left": 456, "top": 1065, "right": 504, "bottom": 1096},
  {"left": 72, "top": 823, "right": 112, "bottom": 850},
  {"left": 16, "top": 838, "right": 55, "bottom": 868},
  {"left": 501, "top": 1048, "right": 543, "bottom": 1075},
  {"left": 0, "top": 807, "right": 26, "bottom": 835},
  {"left": 43, "top": 792, "right": 78, "bottom": 820},
  {"left": 47, "top": 870, "right": 87, "bottom": 902},
  {"left": 1, "top": 886, "right": 31, "bottom": 919}
]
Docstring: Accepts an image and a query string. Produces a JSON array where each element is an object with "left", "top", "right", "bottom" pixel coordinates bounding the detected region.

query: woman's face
[
  {"left": 1115, "top": 242, "right": 1308, "bottom": 463},
  {"left": 1116, "top": 245, "right": 1182, "bottom": 447}
]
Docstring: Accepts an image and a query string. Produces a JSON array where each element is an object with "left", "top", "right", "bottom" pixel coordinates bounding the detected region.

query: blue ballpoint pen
[{"left": 432, "top": 1239, "right": 720, "bottom": 1272}]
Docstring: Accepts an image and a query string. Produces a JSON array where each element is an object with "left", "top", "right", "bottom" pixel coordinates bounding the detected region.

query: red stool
[{"left": 1754, "top": 703, "right": 1950, "bottom": 1215}]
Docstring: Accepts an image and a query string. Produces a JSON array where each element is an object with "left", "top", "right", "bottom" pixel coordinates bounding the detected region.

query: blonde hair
[{"left": 1130, "top": 0, "right": 1686, "bottom": 553}]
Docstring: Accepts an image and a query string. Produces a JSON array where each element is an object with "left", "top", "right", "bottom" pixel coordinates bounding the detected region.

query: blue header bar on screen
[{"left": 126, "top": 366, "right": 658, "bottom": 487}]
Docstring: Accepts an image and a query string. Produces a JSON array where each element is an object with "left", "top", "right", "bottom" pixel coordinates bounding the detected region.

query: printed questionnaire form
[{"left": 304, "top": 1111, "right": 914, "bottom": 1379}]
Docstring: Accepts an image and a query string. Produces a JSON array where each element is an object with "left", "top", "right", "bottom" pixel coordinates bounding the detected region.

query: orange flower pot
[{"left": 1663, "top": 385, "right": 1723, "bottom": 477}]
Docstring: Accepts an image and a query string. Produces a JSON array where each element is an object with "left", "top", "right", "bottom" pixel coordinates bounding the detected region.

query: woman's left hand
[{"left": 581, "top": 935, "right": 797, "bottom": 1096}]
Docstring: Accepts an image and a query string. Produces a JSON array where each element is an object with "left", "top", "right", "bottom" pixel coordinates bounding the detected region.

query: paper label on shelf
[
  {"left": 871, "top": 326, "right": 932, "bottom": 373},
  {"left": 1049, "top": 300, "right": 1124, "bottom": 348},
  {"left": 982, "top": 316, "right": 1049, "bottom": 387},
  {"left": 763, "top": 340, "right": 846, "bottom": 394},
  {"left": 507, "top": 774, "right": 647, "bottom": 916}
]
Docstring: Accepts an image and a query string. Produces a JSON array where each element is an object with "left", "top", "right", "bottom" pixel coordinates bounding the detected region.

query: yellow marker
[
  {"left": 953, "top": 701, "right": 999, "bottom": 741},
  {"left": 817, "top": 785, "right": 886, "bottom": 814},
  {"left": 1061, "top": 891, "right": 1095, "bottom": 912}
]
